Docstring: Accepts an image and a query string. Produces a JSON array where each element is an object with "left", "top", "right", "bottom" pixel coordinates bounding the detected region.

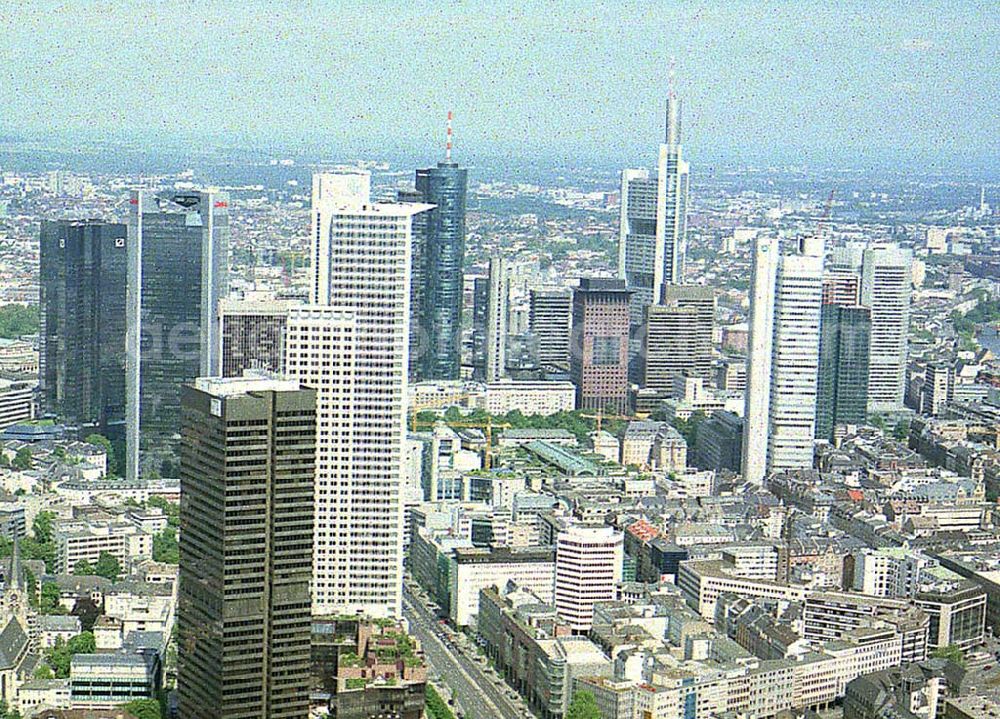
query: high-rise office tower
[
  {"left": 861, "top": 246, "right": 913, "bottom": 413},
  {"left": 177, "top": 376, "right": 315, "bottom": 719},
  {"left": 619, "top": 88, "right": 690, "bottom": 333},
  {"left": 471, "top": 276, "right": 490, "bottom": 379},
  {"left": 554, "top": 525, "right": 623, "bottom": 633},
  {"left": 766, "top": 237, "right": 824, "bottom": 473},
  {"left": 815, "top": 304, "right": 871, "bottom": 441},
  {"left": 529, "top": 288, "right": 573, "bottom": 369},
  {"left": 571, "top": 278, "right": 632, "bottom": 413},
  {"left": 126, "top": 190, "right": 229, "bottom": 480},
  {"left": 39, "top": 220, "right": 127, "bottom": 434},
  {"left": 218, "top": 296, "right": 303, "bottom": 378},
  {"left": 310, "top": 172, "right": 432, "bottom": 617},
  {"left": 398, "top": 187, "right": 429, "bottom": 381},
  {"left": 742, "top": 236, "right": 823, "bottom": 482},
  {"left": 407, "top": 117, "right": 468, "bottom": 381},
  {"left": 642, "top": 285, "right": 715, "bottom": 392},
  {"left": 484, "top": 256, "right": 509, "bottom": 383},
  {"left": 741, "top": 236, "right": 779, "bottom": 484}
]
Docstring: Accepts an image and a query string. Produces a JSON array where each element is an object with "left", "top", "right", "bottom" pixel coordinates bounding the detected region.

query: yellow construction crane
[
  {"left": 408, "top": 416, "right": 511, "bottom": 470},
  {"left": 580, "top": 410, "right": 636, "bottom": 434}
]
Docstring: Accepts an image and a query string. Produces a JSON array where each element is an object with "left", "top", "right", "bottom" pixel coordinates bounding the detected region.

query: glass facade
[
  {"left": 413, "top": 161, "right": 468, "bottom": 380},
  {"left": 127, "top": 191, "right": 228, "bottom": 478},
  {"left": 816, "top": 304, "right": 871, "bottom": 441},
  {"left": 39, "top": 220, "right": 127, "bottom": 434}
]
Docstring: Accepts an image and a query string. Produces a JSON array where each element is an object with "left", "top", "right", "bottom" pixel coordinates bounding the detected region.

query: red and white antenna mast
[{"left": 446, "top": 110, "right": 453, "bottom": 163}]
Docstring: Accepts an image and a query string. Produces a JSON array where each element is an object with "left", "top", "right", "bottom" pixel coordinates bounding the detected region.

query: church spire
[{"left": 9, "top": 534, "right": 21, "bottom": 592}]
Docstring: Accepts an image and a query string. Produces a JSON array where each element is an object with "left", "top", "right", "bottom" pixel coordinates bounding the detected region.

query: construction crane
[
  {"left": 818, "top": 189, "right": 835, "bottom": 240},
  {"left": 580, "top": 410, "right": 636, "bottom": 434},
  {"left": 408, "top": 416, "right": 511, "bottom": 470},
  {"left": 408, "top": 393, "right": 476, "bottom": 431}
]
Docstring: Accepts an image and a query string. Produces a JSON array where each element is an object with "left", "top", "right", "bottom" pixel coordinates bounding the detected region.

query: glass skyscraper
[
  {"left": 126, "top": 190, "right": 229, "bottom": 480},
  {"left": 39, "top": 220, "right": 127, "bottom": 434},
  {"left": 815, "top": 304, "right": 871, "bottom": 441},
  {"left": 411, "top": 160, "right": 468, "bottom": 380}
]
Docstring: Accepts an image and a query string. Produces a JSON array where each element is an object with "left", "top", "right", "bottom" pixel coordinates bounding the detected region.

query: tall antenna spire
[
  {"left": 665, "top": 57, "right": 681, "bottom": 147},
  {"left": 446, "top": 110, "right": 453, "bottom": 163}
]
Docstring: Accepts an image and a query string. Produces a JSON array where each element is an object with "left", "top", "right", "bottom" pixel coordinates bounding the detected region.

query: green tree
[
  {"left": 33, "top": 511, "right": 55, "bottom": 544},
  {"left": 0, "top": 697, "right": 22, "bottom": 719},
  {"left": 424, "top": 684, "right": 455, "bottom": 719},
  {"left": 33, "top": 663, "right": 53, "bottom": 680},
  {"left": 930, "top": 644, "right": 965, "bottom": 667},
  {"left": 12, "top": 447, "right": 32, "bottom": 471},
  {"left": 892, "top": 419, "right": 911, "bottom": 441},
  {"left": 93, "top": 551, "right": 121, "bottom": 582},
  {"left": 74, "top": 559, "right": 95, "bottom": 576},
  {"left": 147, "top": 496, "right": 179, "bottom": 528},
  {"left": 120, "top": 699, "right": 161, "bottom": 719},
  {"left": 152, "top": 527, "right": 179, "bottom": 564},
  {"left": 84, "top": 434, "right": 119, "bottom": 477},
  {"left": 40, "top": 582, "right": 64, "bottom": 615},
  {"left": 20, "top": 537, "right": 56, "bottom": 573},
  {"left": 0, "top": 303, "right": 39, "bottom": 339},
  {"left": 565, "top": 689, "right": 601, "bottom": 719},
  {"left": 44, "top": 632, "right": 96, "bottom": 678}
]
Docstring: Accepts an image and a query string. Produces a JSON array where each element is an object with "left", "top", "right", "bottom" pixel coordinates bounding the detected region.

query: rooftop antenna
[
  {"left": 446, "top": 110, "right": 453, "bottom": 163},
  {"left": 666, "top": 57, "right": 681, "bottom": 147}
]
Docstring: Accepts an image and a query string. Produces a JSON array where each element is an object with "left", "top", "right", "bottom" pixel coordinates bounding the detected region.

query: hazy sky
[{"left": 1, "top": 1, "right": 997, "bottom": 169}]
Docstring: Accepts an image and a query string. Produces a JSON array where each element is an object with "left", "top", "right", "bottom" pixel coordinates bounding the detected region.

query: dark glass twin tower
[{"left": 406, "top": 161, "right": 468, "bottom": 380}]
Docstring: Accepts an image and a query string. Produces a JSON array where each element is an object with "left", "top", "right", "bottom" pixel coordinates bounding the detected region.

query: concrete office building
[
  {"left": 484, "top": 256, "right": 510, "bottom": 383},
  {"left": 554, "top": 524, "right": 623, "bottom": 632},
  {"left": 309, "top": 172, "right": 432, "bottom": 617},
  {"left": 177, "top": 376, "right": 316, "bottom": 719},
  {"left": 40, "top": 220, "right": 127, "bottom": 434},
  {"left": 862, "top": 246, "right": 913, "bottom": 413},
  {"left": 741, "top": 235, "right": 780, "bottom": 484},
  {"left": 530, "top": 288, "right": 573, "bottom": 369},
  {"left": 218, "top": 295, "right": 303, "bottom": 378},
  {"left": 643, "top": 285, "right": 715, "bottom": 392},
  {"left": 126, "top": 190, "right": 229, "bottom": 480},
  {"left": 742, "top": 236, "right": 824, "bottom": 481},
  {"left": 571, "top": 278, "right": 632, "bottom": 414}
]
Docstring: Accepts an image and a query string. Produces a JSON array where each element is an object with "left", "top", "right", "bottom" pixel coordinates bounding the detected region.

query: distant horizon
[
  {"left": 1, "top": 128, "right": 997, "bottom": 183},
  {"left": 1, "top": 2, "right": 997, "bottom": 178}
]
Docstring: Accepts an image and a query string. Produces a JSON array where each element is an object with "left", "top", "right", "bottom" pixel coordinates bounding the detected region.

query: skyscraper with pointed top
[
  {"left": 402, "top": 111, "right": 468, "bottom": 381},
  {"left": 619, "top": 77, "right": 690, "bottom": 378}
]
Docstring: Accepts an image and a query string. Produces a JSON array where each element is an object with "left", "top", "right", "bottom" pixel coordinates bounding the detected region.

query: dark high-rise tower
[
  {"left": 39, "top": 220, "right": 127, "bottom": 434},
  {"left": 177, "top": 376, "right": 315, "bottom": 719},
  {"left": 815, "top": 304, "right": 871, "bottom": 441},
  {"left": 409, "top": 112, "right": 468, "bottom": 380},
  {"left": 126, "top": 190, "right": 229, "bottom": 480},
  {"left": 571, "top": 278, "right": 632, "bottom": 413}
]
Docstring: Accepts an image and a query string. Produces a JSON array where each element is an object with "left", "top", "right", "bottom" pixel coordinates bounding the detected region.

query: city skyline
[{"left": 1, "top": 2, "right": 997, "bottom": 171}]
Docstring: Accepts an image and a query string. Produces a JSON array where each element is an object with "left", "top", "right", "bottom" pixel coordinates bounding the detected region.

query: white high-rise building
[
  {"left": 484, "top": 255, "right": 509, "bottom": 383},
  {"left": 554, "top": 524, "right": 623, "bottom": 632},
  {"left": 308, "top": 172, "right": 432, "bottom": 617},
  {"left": 742, "top": 236, "right": 823, "bottom": 482},
  {"left": 861, "top": 246, "right": 913, "bottom": 413},
  {"left": 766, "top": 237, "right": 824, "bottom": 472},
  {"left": 619, "top": 91, "right": 690, "bottom": 332},
  {"left": 741, "top": 235, "right": 779, "bottom": 484}
]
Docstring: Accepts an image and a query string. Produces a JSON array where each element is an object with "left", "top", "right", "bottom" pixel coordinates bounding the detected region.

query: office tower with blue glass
[
  {"left": 126, "top": 190, "right": 229, "bottom": 480},
  {"left": 408, "top": 113, "right": 468, "bottom": 380},
  {"left": 39, "top": 220, "right": 127, "bottom": 435}
]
